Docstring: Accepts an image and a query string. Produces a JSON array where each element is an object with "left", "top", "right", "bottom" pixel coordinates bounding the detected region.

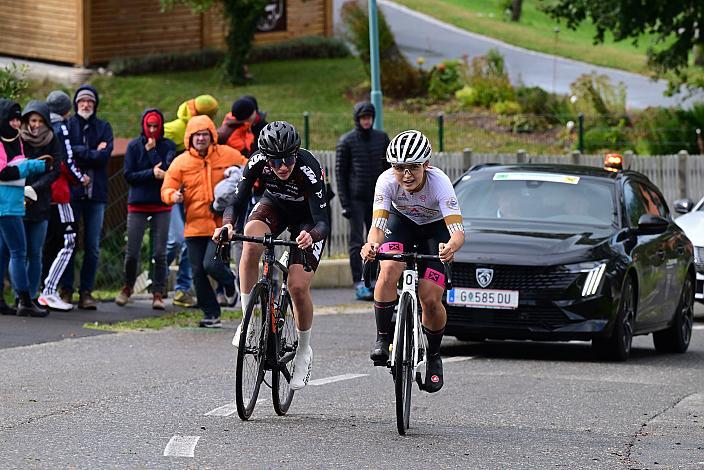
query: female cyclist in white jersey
[{"left": 361, "top": 130, "right": 465, "bottom": 393}]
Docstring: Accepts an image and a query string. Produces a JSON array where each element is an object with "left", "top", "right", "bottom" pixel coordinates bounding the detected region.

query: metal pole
[
  {"left": 578, "top": 113, "right": 584, "bottom": 154},
  {"left": 437, "top": 113, "right": 444, "bottom": 152},
  {"left": 303, "top": 112, "right": 310, "bottom": 149},
  {"left": 369, "top": 0, "right": 384, "bottom": 131}
]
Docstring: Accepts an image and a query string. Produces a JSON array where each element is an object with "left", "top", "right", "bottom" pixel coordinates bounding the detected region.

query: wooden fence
[{"left": 316, "top": 150, "right": 704, "bottom": 257}]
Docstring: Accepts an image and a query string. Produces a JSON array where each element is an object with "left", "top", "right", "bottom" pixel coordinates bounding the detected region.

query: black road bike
[{"left": 216, "top": 229, "right": 310, "bottom": 420}]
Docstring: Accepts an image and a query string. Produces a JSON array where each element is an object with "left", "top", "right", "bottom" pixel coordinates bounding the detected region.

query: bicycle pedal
[{"left": 373, "top": 359, "right": 389, "bottom": 367}]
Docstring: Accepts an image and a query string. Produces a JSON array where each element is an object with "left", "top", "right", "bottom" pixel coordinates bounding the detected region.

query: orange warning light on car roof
[{"left": 604, "top": 153, "right": 623, "bottom": 172}]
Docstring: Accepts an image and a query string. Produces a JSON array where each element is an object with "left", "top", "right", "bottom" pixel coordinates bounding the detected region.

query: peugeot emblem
[{"left": 476, "top": 268, "right": 493, "bottom": 288}]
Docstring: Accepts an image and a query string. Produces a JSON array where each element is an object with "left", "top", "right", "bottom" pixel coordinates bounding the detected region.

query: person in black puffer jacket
[
  {"left": 18, "top": 100, "right": 62, "bottom": 301},
  {"left": 335, "top": 102, "right": 390, "bottom": 301}
]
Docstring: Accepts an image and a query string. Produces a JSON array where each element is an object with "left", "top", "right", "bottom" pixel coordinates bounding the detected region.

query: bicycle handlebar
[
  {"left": 231, "top": 232, "right": 312, "bottom": 272},
  {"left": 362, "top": 252, "right": 453, "bottom": 291}
]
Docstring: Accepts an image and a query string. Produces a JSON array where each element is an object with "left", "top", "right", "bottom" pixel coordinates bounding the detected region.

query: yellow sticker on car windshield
[{"left": 493, "top": 172, "right": 580, "bottom": 184}]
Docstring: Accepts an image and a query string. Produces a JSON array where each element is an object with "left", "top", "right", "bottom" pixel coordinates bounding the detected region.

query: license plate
[{"left": 447, "top": 288, "right": 519, "bottom": 309}]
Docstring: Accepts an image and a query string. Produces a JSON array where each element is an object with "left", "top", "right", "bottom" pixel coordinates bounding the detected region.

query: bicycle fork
[{"left": 390, "top": 268, "right": 423, "bottom": 371}]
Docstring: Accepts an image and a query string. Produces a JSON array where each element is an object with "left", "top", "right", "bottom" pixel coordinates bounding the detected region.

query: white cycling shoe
[{"left": 289, "top": 346, "right": 313, "bottom": 390}]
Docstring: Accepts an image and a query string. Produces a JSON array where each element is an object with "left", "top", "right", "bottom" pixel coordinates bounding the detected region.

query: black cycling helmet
[{"left": 257, "top": 121, "right": 301, "bottom": 159}]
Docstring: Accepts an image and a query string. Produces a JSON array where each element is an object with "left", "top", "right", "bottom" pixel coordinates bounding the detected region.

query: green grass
[
  {"left": 84, "top": 308, "right": 243, "bottom": 331},
  {"left": 393, "top": 0, "right": 654, "bottom": 74}
]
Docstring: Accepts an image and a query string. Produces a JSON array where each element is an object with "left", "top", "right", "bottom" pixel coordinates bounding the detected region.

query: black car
[{"left": 445, "top": 163, "right": 695, "bottom": 361}]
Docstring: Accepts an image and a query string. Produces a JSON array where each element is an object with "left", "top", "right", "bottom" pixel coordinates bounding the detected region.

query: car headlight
[{"left": 581, "top": 263, "right": 606, "bottom": 297}]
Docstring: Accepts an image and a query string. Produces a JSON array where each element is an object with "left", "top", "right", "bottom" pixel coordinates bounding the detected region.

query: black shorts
[
  {"left": 248, "top": 196, "right": 326, "bottom": 271},
  {"left": 381, "top": 207, "right": 450, "bottom": 287}
]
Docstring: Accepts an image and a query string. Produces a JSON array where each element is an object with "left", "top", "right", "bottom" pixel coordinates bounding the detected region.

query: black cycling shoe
[
  {"left": 424, "top": 353, "right": 443, "bottom": 393},
  {"left": 370, "top": 338, "right": 390, "bottom": 365}
]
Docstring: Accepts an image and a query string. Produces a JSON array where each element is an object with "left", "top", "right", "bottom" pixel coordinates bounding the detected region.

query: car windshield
[{"left": 455, "top": 171, "right": 617, "bottom": 227}]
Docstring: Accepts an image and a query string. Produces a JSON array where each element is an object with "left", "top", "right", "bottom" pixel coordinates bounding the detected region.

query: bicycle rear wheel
[
  {"left": 272, "top": 291, "right": 297, "bottom": 415},
  {"left": 394, "top": 293, "right": 414, "bottom": 435},
  {"left": 235, "top": 283, "right": 267, "bottom": 421}
]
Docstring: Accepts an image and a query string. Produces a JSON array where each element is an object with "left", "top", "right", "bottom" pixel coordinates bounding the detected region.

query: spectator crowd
[{"left": 0, "top": 86, "right": 387, "bottom": 322}]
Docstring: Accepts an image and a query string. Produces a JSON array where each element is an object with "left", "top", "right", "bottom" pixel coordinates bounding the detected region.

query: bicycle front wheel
[
  {"left": 272, "top": 291, "right": 297, "bottom": 415},
  {"left": 235, "top": 283, "right": 267, "bottom": 421},
  {"left": 394, "top": 293, "right": 414, "bottom": 435}
]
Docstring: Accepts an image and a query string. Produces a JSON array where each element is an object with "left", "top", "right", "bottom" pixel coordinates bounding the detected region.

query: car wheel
[
  {"left": 653, "top": 274, "right": 694, "bottom": 354},
  {"left": 592, "top": 276, "right": 635, "bottom": 362}
]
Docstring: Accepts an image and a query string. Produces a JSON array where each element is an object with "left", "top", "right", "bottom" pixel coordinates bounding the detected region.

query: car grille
[
  {"left": 452, "top": 263, "right": 580, "bottom": 292},
  {"left": 695, "top": 246, "right": 704, "bottom": 273},
  {"left": 447, "top": 305, "right": 571, "bottom": 330}
]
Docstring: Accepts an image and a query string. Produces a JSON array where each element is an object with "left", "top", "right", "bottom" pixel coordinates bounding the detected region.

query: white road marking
[
  {"left": 164, "top": 435, "right": 200, "bottom": 457},
  {"left": 693, "top": 325, "right": 704, "bottom": 330},
  {"left": 205, "top": 403, "right": 237, "bottom": 417},
  {"left": 444, "top": 356, "right": 476, "bottom": 363},
  {"left": 308, "top": 373, "right": 368, "bottom": 386}
]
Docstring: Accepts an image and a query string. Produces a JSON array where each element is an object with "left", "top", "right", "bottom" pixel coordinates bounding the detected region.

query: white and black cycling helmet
[
  {"left": 258, "top": 121, "right": 301, "bottom": 159},
  {"left": 386, "top": 129, "right": 432, "bottom": 164}
]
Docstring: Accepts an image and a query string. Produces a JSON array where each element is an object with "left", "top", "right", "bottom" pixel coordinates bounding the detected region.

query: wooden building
[{"left": 1, "top": 0, "right": 333, "bottom": 67}]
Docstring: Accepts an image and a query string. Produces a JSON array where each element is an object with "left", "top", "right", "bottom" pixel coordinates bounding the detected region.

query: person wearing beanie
[
  {"left": 335, "top": 101, "right": 391, "bottom": 301},
  {"left": 62, "top": 84, "right": 114, "bottom": 310},
  {"left": 163, "top": 94, "right": 219, "bottom": 309},
  {"left": 114, "top": 109, "right": 176, "bottom": 310},
  {"left": 241, "top": 95, "right": 268, "bottom": 152},
  {"left": 217, "top": 97, "right": 256, "bottom": 157},
  {"left": 0, "top": 99, "right": 51, "bottom": 317},
  {"left": 38, "top": 91, "right": 90, "bottom": 311},
  {"left": 8, "top": 101, "right": 62, "bottom": 307}
]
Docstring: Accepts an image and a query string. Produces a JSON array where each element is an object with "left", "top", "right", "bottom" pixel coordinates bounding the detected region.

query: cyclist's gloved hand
[
  {"left": 361, "top": 242, "right": 379, "bottom": 262},
  {"left": 296, "top": 230, "right": 313, "bottom": 250}
]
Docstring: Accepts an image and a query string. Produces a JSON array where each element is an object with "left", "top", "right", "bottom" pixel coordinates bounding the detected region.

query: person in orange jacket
[
  {"left": 161, "top": 115, "right": 247, "bottom": 327},
  {"left": 217, "top": 97, "right": 256, "bottom": 157}
]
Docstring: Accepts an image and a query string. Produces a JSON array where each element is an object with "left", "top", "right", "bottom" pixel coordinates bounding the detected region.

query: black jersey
[{"left": 222, "top": 149, "right": 330, "bottom": 242}]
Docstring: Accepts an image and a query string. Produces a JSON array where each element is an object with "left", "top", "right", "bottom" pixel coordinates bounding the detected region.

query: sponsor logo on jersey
[
  {"left": 374, "top": 194, "right": 384, "bottom": 204},
  {"left": 248, "top": 153, "right": 266, "bottom": 168},
  {"left": 315, "top": 189, "right": 324, "bottom": 199},
  {"left": 312, "top": 240, "right": 324, "bottom": 260},
  {"left": 419, "top": 194, "right": 426, "bottom": 202},
  {"left": 426, "top": 270, "right": 440, "bottom": 282},
  {"left": 300, "top": 165, "right": 317, "bottom": 184},
  {"left": 446, "top": 197, "right": 459, "bottom": 210},
  {"left": 319, "top": 202, "right": 327, "bottom": 209}
]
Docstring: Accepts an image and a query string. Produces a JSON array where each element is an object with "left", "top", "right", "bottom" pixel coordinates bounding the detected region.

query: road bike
[
  {"left": 216, "top": 229, "right": 310, "bottom": 420},
  {"left": 363, "top": 251, "right": 452, "bottom": 435}
]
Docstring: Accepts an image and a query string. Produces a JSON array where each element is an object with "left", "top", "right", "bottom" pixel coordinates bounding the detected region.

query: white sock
[
  {"left": 241, "top": 292, "right": 251, "bottom": 312},
  {"left": 297, "top": 328, "right": 311, "bottom": 352}
]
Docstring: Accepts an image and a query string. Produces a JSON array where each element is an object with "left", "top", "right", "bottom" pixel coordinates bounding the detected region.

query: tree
[
  {"left": 161, "top": 0, "right": 268, "bottom": 84},
  {"left": 511, "top": 0, "right": 523, "bottom": 22},
  {"left": 542, "top": 0, "right": 704, "bottom": 93}
]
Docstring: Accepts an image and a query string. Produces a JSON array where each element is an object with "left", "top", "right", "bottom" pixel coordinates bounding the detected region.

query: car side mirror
[
  {"left": 636, "top": 214, "right": 669, "bottom": 235},
  {"left": 673, "top": 198, "right": 694, "bottom": 214}
]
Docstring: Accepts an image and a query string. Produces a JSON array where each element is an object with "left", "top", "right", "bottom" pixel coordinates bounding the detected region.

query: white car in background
[{"left": 675, "top": 197, "right": 704, "bottom": 303}]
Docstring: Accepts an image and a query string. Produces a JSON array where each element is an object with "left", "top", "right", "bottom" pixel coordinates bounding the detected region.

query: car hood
[
  {"left": 675, "top": 212, "right": 704, "bottom": 246},
  {"left": 456, "top": 223, "right": 614, "bottom": 266}
]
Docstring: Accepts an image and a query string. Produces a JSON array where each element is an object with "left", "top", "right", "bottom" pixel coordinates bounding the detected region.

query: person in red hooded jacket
[{"left": 115, "top": 109, "right": 176, "bottom": 310}]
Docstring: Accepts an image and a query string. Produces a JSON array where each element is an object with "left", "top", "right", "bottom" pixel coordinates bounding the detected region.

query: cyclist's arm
[
  {"left": 437, "top": 172, "right": 466, "bottom": 256},
  {"left": 222, "top": 151, "right": 266, "bottom": 226},
  {"left": 362, "top": 172, "right": 393, "bottom": 259},
  {"left": 301, "top": 151, "right": 329, "bottom": 242}
]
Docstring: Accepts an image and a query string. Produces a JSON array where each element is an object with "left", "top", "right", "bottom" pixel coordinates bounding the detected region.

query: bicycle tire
[
  {"left": 272, "top": 290, "right": 297, "bottom": 415},
  {"left": 235, "top": 283, "right": 267, "bottom": 421},
  {"left": 394, "top": 293, "right": 414, "bottom": 435}
]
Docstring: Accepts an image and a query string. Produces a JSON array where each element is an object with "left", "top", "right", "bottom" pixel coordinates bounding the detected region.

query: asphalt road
[
  {"left": 2, "top": 304, "right": 704, "bottom": 468},
  {"left": 333, "top": 0, "right": 703, "bottom": 109}
]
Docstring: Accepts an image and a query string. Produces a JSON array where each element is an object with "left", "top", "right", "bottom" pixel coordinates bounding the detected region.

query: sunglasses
[
  {"left": 268, "top": 155, "right": 296, "bottom": 169},
  {"left": 392, "top": 163, "right": 423, "bottom": 173}
]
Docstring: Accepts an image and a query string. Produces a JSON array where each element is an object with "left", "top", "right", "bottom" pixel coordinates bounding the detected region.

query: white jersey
[{"left": 372, "top": 167, "right": 464, "bottom": 234}]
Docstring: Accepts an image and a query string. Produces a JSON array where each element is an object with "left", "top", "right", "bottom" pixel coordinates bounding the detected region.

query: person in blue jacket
[
  {"left": 114, "top": 109, "right": 176, "bottom": 310},
  {"left": 0, "top": 99, "right": 51, "bottom": 317},
  {"left": 60, "top": 85, "right": 114, "bottom": 310}
]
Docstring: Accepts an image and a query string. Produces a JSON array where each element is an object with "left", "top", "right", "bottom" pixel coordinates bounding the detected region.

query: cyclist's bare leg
[
  {"left": 239, "top": 220, "right": 268, "bottom": 302},
  {"left": 374, "top": 259, "right": 404, "bottom": 302},
  {"left": 418, "top": 280, "right": 446, "bottom": 331},
  {"left": 287, "top": 264, "right": 315, "bottom": 331}
]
